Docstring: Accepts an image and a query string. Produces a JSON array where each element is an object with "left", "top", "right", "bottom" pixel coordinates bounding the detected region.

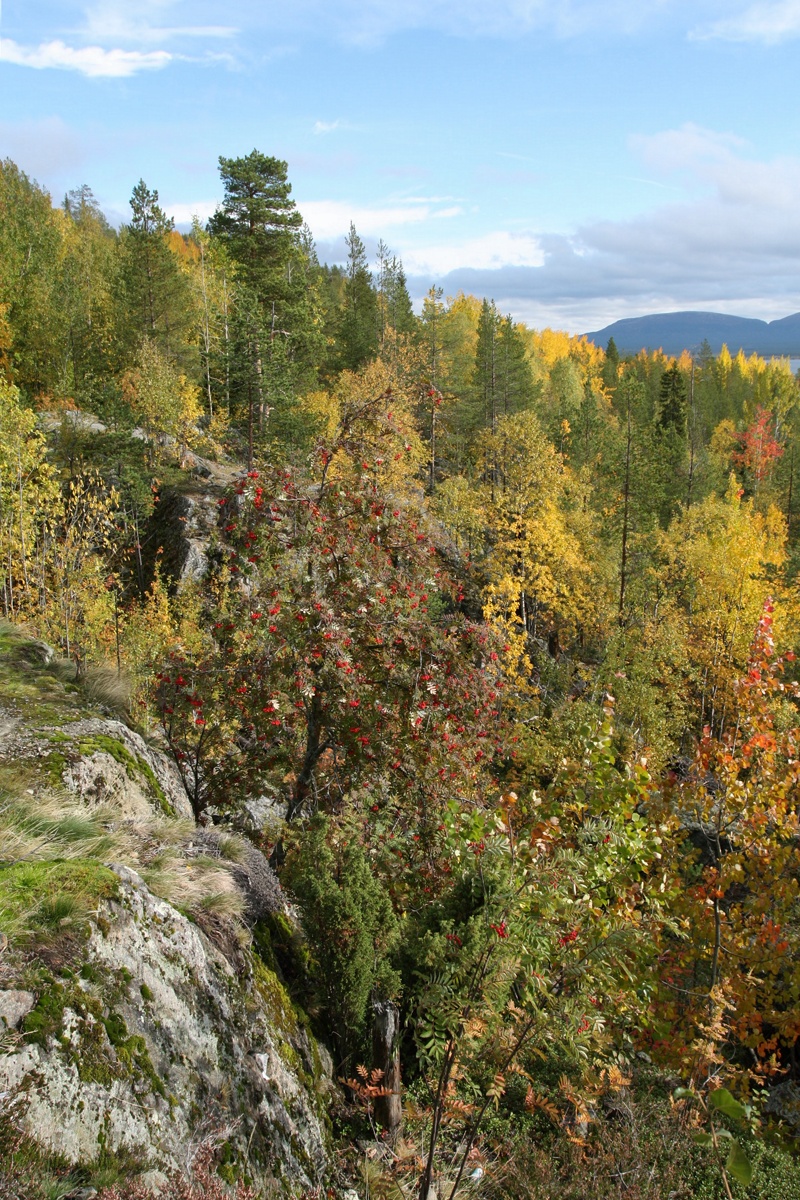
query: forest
[{"left": 1, "top": 149, "right": 800, "bottom": 1200}]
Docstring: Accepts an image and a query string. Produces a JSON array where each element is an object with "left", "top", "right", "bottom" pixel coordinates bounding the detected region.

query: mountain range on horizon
[{"left": 583, "top": 311, "right": 800, "bottom": 358}]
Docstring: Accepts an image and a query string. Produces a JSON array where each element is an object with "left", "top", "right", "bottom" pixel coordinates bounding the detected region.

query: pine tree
[
  {"left": 209, "top": 151, "right": 323, "bottom": 448},
  {"left": 208, "top": 150, "right": 322, "bottom": 367},
  {"left": 209, "top": 151, "right": 302, "bottom": 300}
]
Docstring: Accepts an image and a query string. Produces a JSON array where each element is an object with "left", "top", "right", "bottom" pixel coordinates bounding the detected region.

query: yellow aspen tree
[{"left": 471, "top": 412, "right": 603, "bottom": 690}]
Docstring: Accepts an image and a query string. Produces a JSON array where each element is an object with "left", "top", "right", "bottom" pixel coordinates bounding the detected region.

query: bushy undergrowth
[{"left": 493, "top": 1111, "right": 800, "bottom": 1200}]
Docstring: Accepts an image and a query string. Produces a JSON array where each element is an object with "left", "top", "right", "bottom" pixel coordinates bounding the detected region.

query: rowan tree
[
  {"left": 732, "top": 406, "right": 784, "bottom": 495},
  {"left": 156, "top": 387, "right": 508, "bottom": 830}
]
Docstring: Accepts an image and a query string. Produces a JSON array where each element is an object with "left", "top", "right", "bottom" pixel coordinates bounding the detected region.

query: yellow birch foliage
[
  {"left": 33, "top": 472, "right": 118, "bottom": 665},
  {"left": 305, "top": 356, "right": 426, "bottom": 495},
  {"left": 122, "top": 339, "right": 200, "bottom": 461},
  {"left": 122, "top": 571, "right": 205, "bottom": 724},
  {"left": 0, "top": 302, "right": 12, "bottom": 378},
  {"left": 523, "top": 327, "right": 604, "bottom": 379},
  {"left": 654, "top": 477, "right": 787, "bottom": 736},
  {"left": 0, "top": 381, "right": 123, "bottom": 663},
  {"left": 444, "top": 413, "right": 603, "bottom": 689},
  {"left": 0, "top": 378, "right": 58, "bottom": 619}
]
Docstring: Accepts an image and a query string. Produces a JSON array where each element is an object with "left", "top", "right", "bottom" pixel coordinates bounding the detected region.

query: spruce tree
[
  {"left": 118, "top": 180, "right": 194, "bottom": 367},
  {"left": 339, "top": 223, "right": 379, "bottom": 371},
  {"left": 603, "top": 336, "right": 620, "bottom": 389},
  {"left": 387, "top": 257, "right": 416, "bottom": 336},
  {"left": 472, "top": 299, "right": 501, "bottom": 433},
  {"left": 658, "top": 363, "right": 688, "bottom": 436},
  {"left": 497, "top": 314, "right": 535, "bottom": 417}
]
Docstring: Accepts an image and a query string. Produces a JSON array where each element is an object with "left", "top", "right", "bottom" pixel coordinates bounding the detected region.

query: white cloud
[
  {"left": 693, "top": 0, "right": 800, "bottom": 43},
  {"left": 303, "top": 0, "right": 675, "bottom": 43},
  {"left": 403, "top": 231, "right": 544, "bottom": 275},
  {"left": 313, "top": 120, "right": 342, "bottom": 134},
  {"left": 165, "top": 200, "right": 220, "bottom": 227},
  {"left": 159, "top": 0, "right": 704, "bottom": 47},
  {"left": 631, "top": 123, "right": 800, "bottom": 209},
  {"left": 302, "top": 121, "right": 800, "bottom": 329},
  {"left": 401, "top": 126, "right": 800, "bottom": 331},
  {"left": 82, "top": 1, "right": 236, "bottom": 45},
  {"left": 300, "top": 198, "right": 462, "bottom": 239},
  {"left": 1, "top": 38, "right": 172, "bottom": 76},
  {"left": 631, "top": 124, "right": 747, "bottom": 173},
  {"left": 401, "top": 195, "right": 465, "bottom": 203}
]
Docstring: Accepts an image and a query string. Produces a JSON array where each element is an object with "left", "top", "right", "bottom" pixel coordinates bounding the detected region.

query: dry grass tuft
[
  {"left": 141, "top": 857, "right": 246, "bottom": 921},
  {"left": 0, "top": 783, "right": 248, "bottom": 936},
  {"left": 80, "top": 663, "right": 132, "bottom": 713},
  {"left": 0, "top": 789, "right": 132, "bottom": 864}
]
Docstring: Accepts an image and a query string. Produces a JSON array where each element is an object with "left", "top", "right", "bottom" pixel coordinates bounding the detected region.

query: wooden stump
[{"left": 372, "top": 999, "right": 402, "bottom": 1139}]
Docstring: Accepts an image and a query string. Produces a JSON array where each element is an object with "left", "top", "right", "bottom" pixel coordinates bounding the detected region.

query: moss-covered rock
[
  {"left": 0, "top": 864, "right": 330, "bottom": 1194},
  {"left": 0, "top": 623, "right": 192, "bottom": 820}
]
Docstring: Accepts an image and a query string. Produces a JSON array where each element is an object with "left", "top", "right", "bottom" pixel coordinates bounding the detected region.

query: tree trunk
[{"left": 372, "top": 1000, "right": 402, "bottom": 1140}]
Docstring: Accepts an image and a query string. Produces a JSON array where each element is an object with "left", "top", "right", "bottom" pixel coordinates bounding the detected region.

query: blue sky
[{"left": 2, "top": 0, "right": 800, "bottom": 332}]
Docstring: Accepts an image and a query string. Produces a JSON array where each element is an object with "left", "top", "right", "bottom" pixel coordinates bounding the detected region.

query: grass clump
[
  {"left": 79, "top": 664, "right": 132, "bottom": 714},
  {"left": 0, "top": 788, "right": 128, "bottom": 866},
  {"left": 0, "top": 860, "right": 119, "bottom": 948}
]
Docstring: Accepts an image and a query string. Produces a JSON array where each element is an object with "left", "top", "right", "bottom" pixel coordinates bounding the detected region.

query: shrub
[{"left": 282, "top": 814, "right": 399, "bottom": 1066}]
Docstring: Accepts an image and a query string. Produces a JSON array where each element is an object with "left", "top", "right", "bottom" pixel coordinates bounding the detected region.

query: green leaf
[
  {"left": 691, "top": 1132, "right": 713, "bottom": 1146},
  {"left": 725, "top": 1140, "right": 753, "bottom": 1186},
  {"left": 673, "top": 1087, "right": 695, "bottom": 1101},
  {"left": 709, "top": 1088, "right": 747, "bottom": 1121}
]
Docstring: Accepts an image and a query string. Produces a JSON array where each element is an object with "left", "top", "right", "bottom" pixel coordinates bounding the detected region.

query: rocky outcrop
[
  {"left": 60, "top": 717, "right": 194, "bottom": 820},
  {"left": 141, "top": 488, "right": 220, "bottom": 588},
  {"left": 0, "top": 989, "right": 35, "bottom": 1030},
  {"left": 0, "top": 864, "right": 329, "bottom": 1192},
  {"left": 141, "top": 471, "right": 241, "bottom": 593},
  {"left": 0, "top": 625, "right": 333, "bottom": 1194}
]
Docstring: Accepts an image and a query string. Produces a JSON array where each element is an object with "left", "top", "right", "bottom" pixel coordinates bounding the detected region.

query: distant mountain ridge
[{"left": 583, "top": 311, "right": 800, "bottom": 357}]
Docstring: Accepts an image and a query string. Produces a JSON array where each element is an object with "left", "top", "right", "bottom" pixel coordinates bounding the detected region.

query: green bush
[{"left": 282, "top": 814, "right": 399, "bottom": 1065}]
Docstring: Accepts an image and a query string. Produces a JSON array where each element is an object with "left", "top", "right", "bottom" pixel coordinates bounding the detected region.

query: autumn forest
[{"left": 2, "top": 150, "right": 800, "bottom": 1199}]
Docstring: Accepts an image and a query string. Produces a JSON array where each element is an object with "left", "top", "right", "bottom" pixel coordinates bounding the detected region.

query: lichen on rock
[{"left": 0, "top": 863, "right": 330, "bottom": 1193}]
